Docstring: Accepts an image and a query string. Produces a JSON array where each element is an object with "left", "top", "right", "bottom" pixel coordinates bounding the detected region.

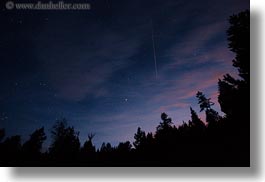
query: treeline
[{"left": 0, "top": 10, "right": 249, "bottom": 166}]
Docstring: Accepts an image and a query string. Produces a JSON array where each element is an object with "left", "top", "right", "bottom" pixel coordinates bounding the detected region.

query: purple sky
[{"left": 0, "top": 0, "right": 249, "bottom": 148}]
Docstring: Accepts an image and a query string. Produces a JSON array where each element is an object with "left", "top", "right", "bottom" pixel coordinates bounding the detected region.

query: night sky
[{"left": 0, "top": 0, "right": 249, "bottom": 148}]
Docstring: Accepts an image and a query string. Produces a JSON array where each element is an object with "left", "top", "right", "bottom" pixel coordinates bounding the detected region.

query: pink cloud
[
  {"left": 157, "top": 102, "right": 190, "bottom": 113},
  {"left": 164, "top": 21, "right": 226, "bottom": 64},
  {"left": 143, "top": 63, "right": 228, "bottom": 120},
  {"left": 152, "top": 66, "right": 224, "bottom": 102}
]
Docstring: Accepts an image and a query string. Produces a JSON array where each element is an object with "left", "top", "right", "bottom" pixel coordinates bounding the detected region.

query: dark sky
[{"left": 0, "top": 0, "right": 249, "bottom": 148}]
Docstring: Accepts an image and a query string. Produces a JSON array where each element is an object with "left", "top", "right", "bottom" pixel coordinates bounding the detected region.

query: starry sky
[{"left": 0, "top": 0, "right": 249, "bottom": 148}]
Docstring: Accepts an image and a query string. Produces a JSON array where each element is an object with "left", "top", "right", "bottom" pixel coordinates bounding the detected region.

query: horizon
[{"left": 0, "top": 0, "right": 249, "bottom": 149}]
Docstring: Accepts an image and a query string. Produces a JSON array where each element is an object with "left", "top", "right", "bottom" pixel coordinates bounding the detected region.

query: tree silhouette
[
  {"left": 1, "top": 135, "right": 22, "bottom": 165},
  {"left": 0, "top": 10, "right": 250, "bottom": 167},
  {"left": 0, "top": 128, "right": 5, "bottom": 142},
  {"left": 218, "top": 10, "right": 250, "bottom": 119},
  {"left": 205, "top": 109, "right": 221, "bottom": 125},
  {"left": 133, "top": 127, "right": 146, "bottom": 150},
  {"left": 156, "top": 112, "right": 173, "bottom": 131},
  {"left": 49, "top": 119, "right": 80, "bottom": 163},
  {"left": 196, "top": 91, "right": 221, "bottom": 126},
  {"left": 145, "top": 132, "right": 154, "bottom": 150},
  {"left": 189, "top": 107, "right": 205, "bottom": 130},
  {"left": 22, "top": 127, "right": 46, "bottom": 157},
  {"left": 81, "top": 133, "right": 96, "bottom": 155},
  {"left": 218, "top": 74, "right": 239, "bottom": 116},
  {"left": 217, "top": 10, "right": 250, "bottom": 166},
  {"left": 2, "top": 135, "right": 21, "bottom": 152},
  {"left": 155, "top": 112, "right": 176, "bottom": 157},
  {"left": 190, "top": 107, "right": 205, "bottom": 128},
  {"left": 196, "top": 91, "right": 214, "bottom": 112},
  {"left": 227, "top": 10, "right": 250, "bottom": 82},
  {"left": 117, "top": 141, "right": 132, "bottom": 153},
  {"left": 100, "top": 142, "right": 113, "bottom": 153}
]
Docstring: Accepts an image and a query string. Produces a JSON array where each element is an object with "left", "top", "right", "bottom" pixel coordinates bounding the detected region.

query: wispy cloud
[
  {"left": 162, "top": 21, "right": 229, "bottom": 68},
  {"left": 36, "top": 28, "right": 143, "bottom": 101}
]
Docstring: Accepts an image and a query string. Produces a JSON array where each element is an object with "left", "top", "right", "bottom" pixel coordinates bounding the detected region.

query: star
[
  {"left": 0, "top": 113, "right": 8, "bottom": 121},
  {"left": 124, "top": 98, "right": 128, "bottom": 102},
  {"left": 39, "top": 82, "right": 47, "bottom": 87}
]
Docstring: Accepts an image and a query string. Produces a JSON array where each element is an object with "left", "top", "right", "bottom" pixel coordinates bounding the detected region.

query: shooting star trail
[{"left": 151, "top": 19, "right": 158, "bottom": 79}]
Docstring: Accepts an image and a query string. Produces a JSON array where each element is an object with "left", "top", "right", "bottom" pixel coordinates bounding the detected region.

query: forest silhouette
[{"left": 0, "top": 10, "right": 250, "bottom": 167}]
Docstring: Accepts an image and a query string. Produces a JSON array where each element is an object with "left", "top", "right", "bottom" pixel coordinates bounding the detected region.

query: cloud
[
  {"left": 71, "top": 3, "right": 241, "bottom": 145},
  {"left": 140, "top": 16, "right": 236, "bottom": 116},
  {"left": 163, "top": 21, "right": 229, "bottom": 68},
  {"left": 157, "top": 102, "right": 190, "bottom": 113},
  {"left": 36, "top": 28, "right": 143, "bottom": 101}
]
